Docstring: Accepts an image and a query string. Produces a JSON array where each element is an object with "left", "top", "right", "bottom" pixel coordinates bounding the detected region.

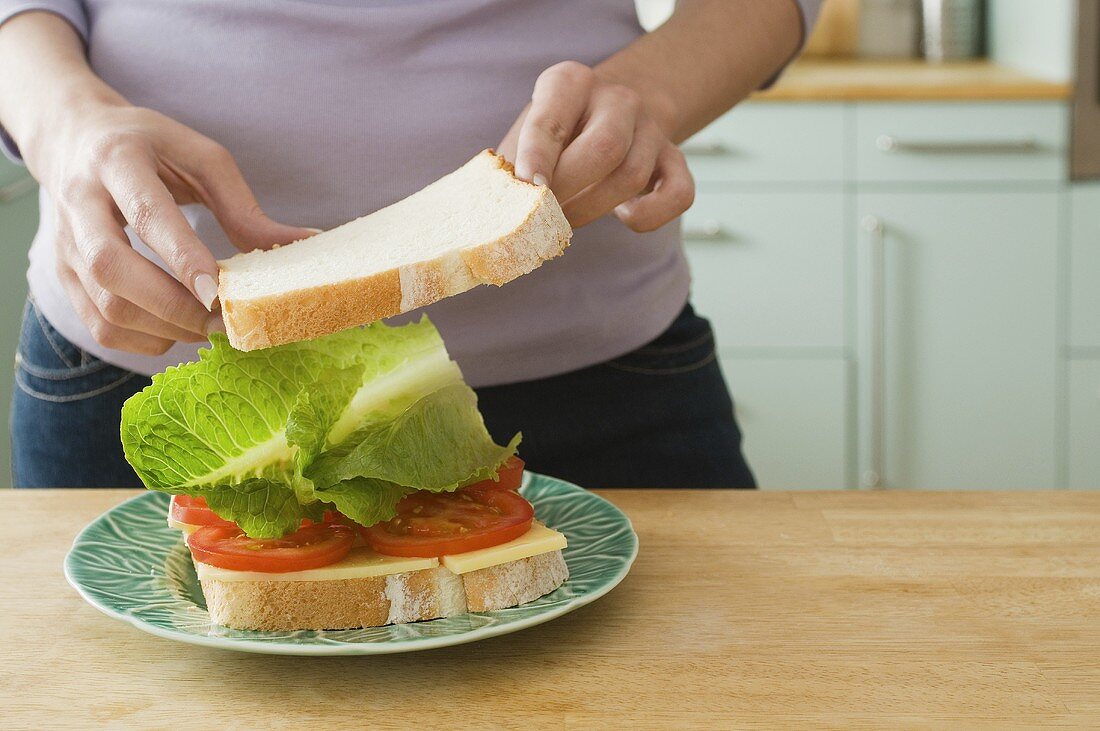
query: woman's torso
[{"left": 27, "top": 0, "right": 689, "bottom": 385}]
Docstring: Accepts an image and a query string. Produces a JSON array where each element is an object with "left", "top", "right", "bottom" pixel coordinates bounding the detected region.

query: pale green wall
[{"left": 0, "top": 158, "right": 36, "bottom": 485}]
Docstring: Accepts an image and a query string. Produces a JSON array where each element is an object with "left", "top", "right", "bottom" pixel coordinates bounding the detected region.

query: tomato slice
[
  {"left": 463, "top": 456, "right": 525, "bottom": 492},
  {"left": 172, "top": 496, "right": 348, "bottom": 531},
  {"left": 363, "top": 488, "right": 534, "bottom": 558},
  {"left": 169, "top": 495, "right": 236, "bottom": 528},
  {"left": 187, "top": 523, "right": 355, "bottom": 573}
]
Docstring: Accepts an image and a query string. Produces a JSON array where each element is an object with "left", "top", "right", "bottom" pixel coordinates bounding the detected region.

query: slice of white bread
[
  {"left": 217, "top": 149, "right": 572, "bottom": 351},
  {"left": 199, "top": 550, "right": 568, "bottom": 631}
]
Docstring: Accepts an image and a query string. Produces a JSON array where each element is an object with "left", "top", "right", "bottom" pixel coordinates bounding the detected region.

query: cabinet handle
[
  {"left": 876, "top": 135, "right": 1040, "bottom": 155},
  {"left": 860, "top": 215, "right": 886, "bottom": 489},
  {"left": 682, "top": 221, "right": 729, "bottom": 241},
  {"left": 0, "top": 175, "right": 37, "bottom": 204},
  {"left": 680, "top": 140, "right": 731, "bottom": 156}
]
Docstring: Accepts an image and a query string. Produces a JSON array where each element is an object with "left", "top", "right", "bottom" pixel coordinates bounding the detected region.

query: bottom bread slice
[{"left": 200, "top": 550, "right": 569, "bottom": 631}]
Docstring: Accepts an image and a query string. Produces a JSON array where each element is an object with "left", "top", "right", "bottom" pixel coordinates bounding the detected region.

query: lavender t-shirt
[{"left": 1, "top": 0, "right": 818, "bottom": 386}]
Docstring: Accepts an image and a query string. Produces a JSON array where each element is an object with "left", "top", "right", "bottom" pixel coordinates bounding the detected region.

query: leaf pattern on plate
[{"left": 64, "top": 473, "right": 638, "bottom": 656}]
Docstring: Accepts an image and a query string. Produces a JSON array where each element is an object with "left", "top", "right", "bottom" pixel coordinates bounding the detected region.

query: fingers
[
  {"left": 56, "top": 256, "right": 177, "bottom": 357},
  {"left": 180, "top": 139, "right": 317, "bottom": 252},
  {"left": 560, "top": 116, "right": 662, "bottom": 229},
  {"left": 549, "top": 83, "right": 639, "bottom": 202},
  {"left": 614, "top": 144, "right": 695, "bottom": 233},
  {"left": 509, "top": 62, "right": 691, "bottom": 231},
  {"left": 96, "top": 146, "right": 221, "bottom": 310},
  {"left": 65, "top": 188, "right": 215, "bottom": 340},
  {"left": 513, "top": 61, "right": 594, "bottom": 185}
]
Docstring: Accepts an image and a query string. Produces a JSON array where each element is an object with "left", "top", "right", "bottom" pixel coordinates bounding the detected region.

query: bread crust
[
  {"left": 462, "top": 550, "right": 569, "bottom": 613},
  {"left": 221, "top": 268, "right": 402, "bottom": 352},
  {"left": 199, "top": 550, "right": 568, "bottom": 632},
  {"left": 200, "top": 574, "right": 391, "bottom": 632},
  {"left": 219, "top": 150, "right": 572, "bottom": 351}
]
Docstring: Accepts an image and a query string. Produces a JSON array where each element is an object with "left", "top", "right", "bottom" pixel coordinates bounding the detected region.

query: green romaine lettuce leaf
[
  {"left": 120, "top": 318, "right": 518, "bottom": 538},
  {"left": 285, "top": 365, "right": 365, "bottom": 471},
  {"left": 202, "top": 478, "right": 313, "bottom": 539},
  {"left": 122, "top": 335, "right": 360, "bottom": 491},
  {"left": 310, "top": 477, "right": 411, "bottom": 530},
  {"left": 308, "top": 382, "right": 521, "bottom": 493}
]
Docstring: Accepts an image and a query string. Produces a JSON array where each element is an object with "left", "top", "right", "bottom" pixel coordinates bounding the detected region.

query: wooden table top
[
  {"left": 754, "top": 59, "right": 1072, "bottom": 102},
  {"left": 3, "top": 489, "right": 1100, "bottom": 729}
]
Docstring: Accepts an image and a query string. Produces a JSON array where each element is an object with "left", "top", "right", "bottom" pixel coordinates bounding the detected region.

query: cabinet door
[
  {"left": 1070, "top": 185, "right": 1100, "bottom": 348},
  {"left": 0, "top": 161, "right": 38, "bottom": 483},
  {"left": 1068, "top": 360, "right": 1100, "bottom": 489},
  {"left": 720, "top": 356, "right": 850, "bottom": 490},
  {"left": 858, "top": 192, "right": 1059, "bottom": 489},
  {"left": 683, "top": 191, "right": 846, "bottom": 349}
]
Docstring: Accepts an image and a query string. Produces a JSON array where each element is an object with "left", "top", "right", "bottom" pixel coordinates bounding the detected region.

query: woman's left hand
[{"left": 497, "top": 61, "right": 694, "bottom": 232}]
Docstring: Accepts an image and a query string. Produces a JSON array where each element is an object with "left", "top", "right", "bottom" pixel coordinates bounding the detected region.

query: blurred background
[{"left": 1, "top": 0, "right": 1096, "bottom": 489}]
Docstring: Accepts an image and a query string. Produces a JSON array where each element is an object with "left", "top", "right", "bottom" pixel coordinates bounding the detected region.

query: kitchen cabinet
[
  {"left": 721, "top": 357, "right": 850, "bottom": 489},
  {"left": 0, "top": 159, "right": 37, "bottom": 484},
  {"left": 688, "top": 99, "right": 1071, "bottom": 489},
  {"left": 683, "top": 191, "right": 846, "bottom": 349},
  {"left": 1068, "top": 185, "right": 1100, "bottom": 488},
  {"left": 1069, "top": 360, "right": 1100, "bottom": 490},
  {"left": 1070, "top": 184, "right": 1100, "bottom": 348},
  {"left": 1068, "top": 360, "right": 1100, "bottom": 489},
  {"left": 857, "top": 192, "right": 1059, "bottom": 489}
]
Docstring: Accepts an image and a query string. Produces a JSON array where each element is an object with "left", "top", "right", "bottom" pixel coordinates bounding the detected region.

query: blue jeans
[
  {"left": 11, "top": 298, "right": 754, "bottom": 488},
  {"left": 11, "top": 299, "right": 152, "bottom": 487}
]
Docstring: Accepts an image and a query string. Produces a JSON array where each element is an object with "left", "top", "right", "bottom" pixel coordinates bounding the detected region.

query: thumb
[{"left": 192, "top": 144, "right": 318, "bottom": 251}]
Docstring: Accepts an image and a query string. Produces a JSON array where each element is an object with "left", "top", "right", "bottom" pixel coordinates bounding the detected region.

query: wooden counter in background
[
  {"left": 755, "top": 59, "right": 1073, "bottom": 102},
  {"left": 3, "top": 489, "right": 1100, "bottom": 728}
]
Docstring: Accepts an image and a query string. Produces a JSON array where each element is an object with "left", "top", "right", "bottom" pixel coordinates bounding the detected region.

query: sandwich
[
  {"left": 122, "top": 319, "right": 569, "bottom": 631},
  {"left": 119, "top": 152, "right": 575, "bottom": 631}
]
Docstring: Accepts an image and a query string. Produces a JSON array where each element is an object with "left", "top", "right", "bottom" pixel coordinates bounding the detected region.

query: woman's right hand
[{"left": 25, "top": 100, "right": 314, "bottom": 355}]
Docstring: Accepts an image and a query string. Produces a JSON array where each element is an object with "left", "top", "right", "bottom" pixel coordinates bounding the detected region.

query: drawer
[
  {"left": 684, "top": 191, "right": 845, "bottom": 348},
  {"left": 855, "top": 102, "right": 1068, "bottom": 183},
  {"left": 1070, "top": 185, "right": 1100, "bottom": 348},
  {"left": 1068, "top": 360, "right": 1100, "bottom": 489},
  {"left": 682, "top": 103, "right": 846, "bottom": 183},
  {"left": 719, "top": 356, "right": 850, "bottom": 490}
]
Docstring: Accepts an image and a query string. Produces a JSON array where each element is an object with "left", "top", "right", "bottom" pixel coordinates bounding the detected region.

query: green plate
[{"left": 64, "top": 473, "right": 638, "bottom": 656}]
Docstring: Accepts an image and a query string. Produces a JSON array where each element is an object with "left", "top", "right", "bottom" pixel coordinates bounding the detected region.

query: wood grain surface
[
  {"left": 755, "top": 59, "right": 1071, "bottom": 101},
  {"left": 3, "top": 489, "right": 1099, "bottom": 729}
]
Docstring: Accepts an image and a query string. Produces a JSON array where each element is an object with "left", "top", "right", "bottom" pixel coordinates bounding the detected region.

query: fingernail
[
  {"left": 194, "top": 273, "right": 219, "bottom": 312},
  {"left": 205, "top": 313, "right": 226, "bottom": 336},
  {"left": 304, "top": 227, "right": 323, "bottom": 235},
  {"left": 532, "top": 173, "right": 549, "bottom": 187}
]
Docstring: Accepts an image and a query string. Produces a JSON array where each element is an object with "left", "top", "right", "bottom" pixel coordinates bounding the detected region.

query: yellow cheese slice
[
  {"left": 167, "top": 516, "right": 198, "bottom": 535},
  {"left": 193, "top": 547, "right": 439, "bottom": 583},
  {"left": 441, "top": 522, "right": 567, "bottom": 574},
  {"left": 185, "top": 521, "right": 566, "bottom": 582}
]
